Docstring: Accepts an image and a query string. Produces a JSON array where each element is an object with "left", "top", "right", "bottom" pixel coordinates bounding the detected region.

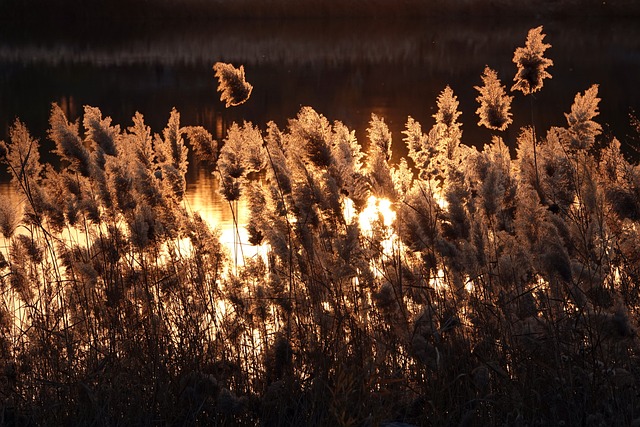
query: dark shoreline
[
  {"left": 1, "top": 0, "right": 639, "bottom": 31},
  {"left": 1, "top": 15, "right": 638, "bottom": 165},
  {"left": 1, "top": 16, "right": 638, "bottom": 67}
]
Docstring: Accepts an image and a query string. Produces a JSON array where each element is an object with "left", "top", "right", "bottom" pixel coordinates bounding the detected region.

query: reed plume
[
  {"left": 49, "top": 103, "right": 92, "bottom": 176},
  {"left": 213, "top": 62, "right": 253, "bottom": 107},
  {"left": 563, "top": 84, "right": 602, "bottom": 151},
  {"left": 475, "top": 66, "right": 513, "bottom": 131},
  {"left": 512, "top": 26, "right": 553, "bottom": 95}
]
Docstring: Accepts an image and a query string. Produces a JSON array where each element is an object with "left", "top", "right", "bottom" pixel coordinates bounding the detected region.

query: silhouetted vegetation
[{"left": 1, "top": 27, "right": 640, "bottom": 426}]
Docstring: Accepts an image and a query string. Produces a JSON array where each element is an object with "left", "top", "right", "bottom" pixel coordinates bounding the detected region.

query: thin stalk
[
  {"left": 530, "top": 95, "right": 541, "bottom": 196},
  {"left": 216, "top": 169, "right": 245, "bottom": 272},
  {"left": 262, "top": 142, "right": 295, "bottom": 339}
]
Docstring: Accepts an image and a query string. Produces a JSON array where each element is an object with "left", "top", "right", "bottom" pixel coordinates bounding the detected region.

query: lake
[{"left": 1, "top": 17, "right": 639, "bottom": 241}]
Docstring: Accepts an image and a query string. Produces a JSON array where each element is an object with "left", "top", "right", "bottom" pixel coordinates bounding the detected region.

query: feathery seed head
[
  {"left": 184, "top": 126, "right": 218, "bottom": 166},
  {"left": 48, "top": 103, "right": 91, "bottom": 176},
  {"left": 563, "top": 84, "right": 602, "bottom": 151},
  {"left": 367, "top": 113, "right": 393, "bottom": 161},
  {"left": 476, "top": 66, "right": 513, "bottom": 131},
  {"left": 3, "top": 120, "right": 44, "bottom": 185},
  {"left": 213, "top": 62, "right": 253, "bottom": 108},
  {"left": 512, "top": 26, "right": 553, "bottom": 95},
  {"left": 434, "top": 86, "right": 462, "bottom": 130},
  {"left": 83, "top": 105, "right": 119, "bottom": 157},
  {"left": 0, "top": 195, "right": 22, "bottom": 239}
]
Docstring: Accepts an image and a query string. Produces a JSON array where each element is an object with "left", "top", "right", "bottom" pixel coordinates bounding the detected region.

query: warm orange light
[
  {"left": 358, "top": 195, "right": 396, "bottom": 234},
  {"left": 184, "top": 173, "right": 269, "bottom": 268}
]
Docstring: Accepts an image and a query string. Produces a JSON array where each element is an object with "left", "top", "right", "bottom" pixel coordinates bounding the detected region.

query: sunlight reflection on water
[
  {"left": 0, "top": 167, "right": 262, "bottom": 263},
  {"left": 184, "top": 167, "right": 248, "bottom": 238},
  {"left": 183, "top": 167, "right": 266, "bottom": 264}
]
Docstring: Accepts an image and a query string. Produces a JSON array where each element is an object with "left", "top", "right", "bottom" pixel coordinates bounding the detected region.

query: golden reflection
[
  {"left": 358, "top": 195, "right": 398, "bottom": 257},
  {"left": 184, "top": 169, "right": 269, "bottom": 266},
  {"left": 342, "top": 197, "right": 356, "bottom": 224},
  {"left": 358, "top": 195, "right": 396, "bottom": 233},
  {"left": 433, "top": 185, "right": 448, "bottom": 210},
  {"left": 1, "top": 170, "right": 269, "bottom": 268},
  {"left": 429, "top": 268, "right": 448, "bottom": 291},
  {"left": 356, "top": 195, "right": 400, "bottom": 280}
]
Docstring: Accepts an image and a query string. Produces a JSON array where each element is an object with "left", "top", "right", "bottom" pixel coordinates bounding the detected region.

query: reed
[{"left": 1, "top": 29, "right": 639, "bottom": 426}]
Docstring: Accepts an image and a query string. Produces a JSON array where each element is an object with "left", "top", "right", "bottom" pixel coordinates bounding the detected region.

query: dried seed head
[
  {"left": 213, "top": 62, "right": 253, "bottom": 107},
  {"left": 0, "top": 196, "right": 22, "bottom": 239},
  {"left": 475, "top": 66, "right": 513, "bottom": 131},
  {"left": 512, "top": 26, "right": 553, "bottom": 95}
]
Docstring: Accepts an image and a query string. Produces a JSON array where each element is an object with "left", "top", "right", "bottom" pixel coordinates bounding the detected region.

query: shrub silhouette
[{"left": 0, "top": 28, "right": 639, "bottom": 427}]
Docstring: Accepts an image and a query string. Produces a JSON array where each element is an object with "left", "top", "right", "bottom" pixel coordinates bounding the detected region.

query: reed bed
[{"left": 1, "top": 26, "right": 640, "bottom": 426}]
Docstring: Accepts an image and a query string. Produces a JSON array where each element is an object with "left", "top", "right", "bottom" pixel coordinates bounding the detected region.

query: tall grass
[{"left": 1, "top": 28, "right": 640, "bottom": 426}]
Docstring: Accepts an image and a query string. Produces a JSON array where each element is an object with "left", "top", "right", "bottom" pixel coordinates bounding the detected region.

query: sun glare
[
  {"left": 219, "top": 225, "right": 271, "bottom": 267},
  {"left": 184, "top": 182, "right": 270, "bottom": 268},
  {"left": 433, "top": 187, "right": 449, "bottom": 210},
  {"left": 358, "top": 195, "right": 396, "bottom": 233}
]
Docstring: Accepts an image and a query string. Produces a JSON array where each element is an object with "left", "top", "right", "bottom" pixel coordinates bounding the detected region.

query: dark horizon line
[
  {"left": 2, "top": 0, "right": 640, "bottom": 27},
  {"left": 1, "top": 16, "right": 637, "bottom": 69}
]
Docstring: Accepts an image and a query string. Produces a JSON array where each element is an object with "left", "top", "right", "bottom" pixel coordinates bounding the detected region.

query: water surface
[{"left": 1, "top": 18, "right": 639, "bottom": 234}]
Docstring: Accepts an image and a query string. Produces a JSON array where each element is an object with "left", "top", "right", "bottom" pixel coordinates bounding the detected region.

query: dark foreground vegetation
[{"left": 1, "top": 27, "right": 640, "bottom": 426}]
